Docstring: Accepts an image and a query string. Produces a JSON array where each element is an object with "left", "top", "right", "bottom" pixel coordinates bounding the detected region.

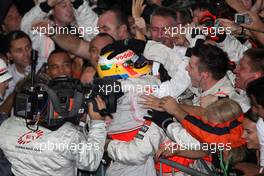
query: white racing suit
[
  {"left": 257, "top": 118, "right": 264, "bottom": 168},
  {"left": 190, "top": 76, "right": 251, "bottom": 113},
  {"left": 143, "top": 40, "right": 191, "bottom": 99},
  {"left": 0, "top": 117, "right": 106, "bottom": 176},
  {"left": 216, "top": 34, "right": 251, "bottom": 85},
  {"left": 216, "top": 34, "right": 249, "bottom": 63},
  {"left": 106, "top": 76, "right": 166, "bottom": 176},
  {"left": 119, "top": 41, "right": 202, "bottom": 175},
  {"left": 121, "top": 40, "right": 201, "bottom": 146},
  {"left": 20, "top": 0, "right": 98, "bottom": 61}
]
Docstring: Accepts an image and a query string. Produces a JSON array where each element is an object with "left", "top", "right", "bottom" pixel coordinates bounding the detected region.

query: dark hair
[
  {"left": 191, "top": 44, "right": 230, "bottom": 80},
  {"left": 244, "top": 109, "right": 259, "bottom": 123},
  {"left": 95, "top": 32, "right": 115, "bottom": 42},
  {"left": 176, "top": 9, "right": 192, "bottom": 25},
  {"left": 190, "top": 0, "right": 227, "bottom": 17},
  {"left": 244, "top": 48, "right": 264, "bottom": 74},
  {"left": 107, "top": 7, "right": 129, "bottom": 27},
  {"left": 190, "top": 0, "right": 210, "bottom": 11},
  {"left": 6, "top": 30, "right": 31, "bottom": 51},
  {"left": 151, "top": 7, "right": 177, "bottom": 24},
  {"left": 48, "top": 49, "right": 70, "bottom": 65},
  {"left": 168, "top": 3, "right": 192, "bottom": 25},
  {"left": 246, "top": 76, "right": 264, "bottom": 107},
  {"left": 0, "top": 34, "right": 8, "bottom": 56},
  {"left": 102, "top": 7, "right": 131, "bottom": 36}
]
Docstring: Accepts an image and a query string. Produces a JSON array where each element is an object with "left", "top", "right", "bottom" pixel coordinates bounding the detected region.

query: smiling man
[
  {"left": 47, "top": 49, "right": 72, "bottom": 79},
  {"left": 5, "top": 30, "right": 32, "bottom": 100},
  {"left": 234, "top": 48, "right": 264, "bottom": 90}
]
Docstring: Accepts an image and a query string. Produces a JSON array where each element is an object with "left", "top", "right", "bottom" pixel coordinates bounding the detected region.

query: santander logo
[{"left": 17, "top": 130, "right": 44, "bottom": 145}]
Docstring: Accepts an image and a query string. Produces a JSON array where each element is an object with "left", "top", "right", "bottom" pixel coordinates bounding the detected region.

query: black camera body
[
  {"left": 14, "top": 76, "right": 119, "bottom": 128},
  {"left": 14, "top": 86, "right": 48, "bottom": 121}
]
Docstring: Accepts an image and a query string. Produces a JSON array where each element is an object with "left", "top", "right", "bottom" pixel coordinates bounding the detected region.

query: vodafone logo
[
  {"left": 17, "top": 130, "right": 44, "bottom": 145},
  {"left": 115, "top": 50, "right": 135, "bottom": 61}
]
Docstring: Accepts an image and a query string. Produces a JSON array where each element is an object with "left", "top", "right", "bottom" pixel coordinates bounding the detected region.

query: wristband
[
  {"left": 161, "top": 118, "right": 174, "bottom": 130},
  {"left": 185, "top": 48, "right": 192, "bottom": 57},
  {"left": 99, "top": 109, "right": 108, "bottom": 117}
]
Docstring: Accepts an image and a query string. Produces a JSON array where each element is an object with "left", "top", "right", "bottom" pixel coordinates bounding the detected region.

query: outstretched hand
[
  {"left": 159, "top": 96, "right": 188, "bottom": 122},
  {"left": 159, "top": 96, "right": 179, "bottom": 115},
  {"left": 88, "top": 96, "right": 107, "bottom": 121},
  {"left": 140, "top": 94, "right": 164, "bottom": 111},
  {"left": 132, "top": 0, "right": 146, "bottom": 18}
]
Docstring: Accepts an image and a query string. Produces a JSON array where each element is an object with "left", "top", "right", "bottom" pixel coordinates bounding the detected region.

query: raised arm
[{"left": 51, "top": 33, "right": 90, "bottom": 59}]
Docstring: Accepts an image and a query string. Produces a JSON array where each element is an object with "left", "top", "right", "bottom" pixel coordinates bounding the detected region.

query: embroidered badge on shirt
[
  {"left": 135, "top": 133, "right": 144, "bottom": 140},
  {"left": 139, "top": 125, "right": 149, "bottom": 133}
]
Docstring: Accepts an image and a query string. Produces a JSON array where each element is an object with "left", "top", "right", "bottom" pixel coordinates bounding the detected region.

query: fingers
[
  {"left": 95, "top": 95, "right": 106, "bottom": 110},
  {"left": 142, "top": 4, "right": 146, "bottom": 12},
  {"left": 139, "top": 100, "right": 156, "bottom": 109},
  {"left": 141, "top": 94, "right": 160, "bottom": 101},
  {"left": 88, "top": 102, "right": 93, "bottom": 113},
  {"left": 160, "top": 96, "right": 175, "bottom": 105},
  {"left": 139, "top": 95, "right": 164, "bottom": 111},
  {"left": 155, "top": 148, "right": 164, "bottom": 161},
  {"left": 132, "top": 0, "right": 145, "bottom": 18},
  {"left": 139, "top": 95, "right": 160, "bottom": 105}
]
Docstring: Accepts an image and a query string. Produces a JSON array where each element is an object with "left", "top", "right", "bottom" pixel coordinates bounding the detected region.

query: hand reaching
[
  {"left": 251, "top": 0, "right": 264, "bottom": 14},
  {"left": 155, "top": 143, "right": 178, "bottom": 160},
  {"left": 132, "top": 0, "right": 146, "bottom": 18},
  {"left": 159, "top": 96, "right": 179, "bottom": 115},
  {"left": 218, "top": 18, "right": 242, "bottom": 36},
  {"left": 88, "top": 96, "right": 107, "bottom": 121},
  {"left": 140, "top": 94, "right": 164, "bottom": 111},
  {"left": 134, "top": 17, "right": 147, "bottom": 36},
  {"left": 240, "top": 11, "right": 264, "bottom": 31}
]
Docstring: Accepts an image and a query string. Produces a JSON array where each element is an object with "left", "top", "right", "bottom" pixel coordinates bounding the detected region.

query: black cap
[{"left": 0, "top": 0, "right": 13, "bottom": 24}]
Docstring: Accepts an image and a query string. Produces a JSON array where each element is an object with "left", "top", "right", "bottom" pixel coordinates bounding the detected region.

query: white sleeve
[
  {"left": 69, "top": 120, "right": 106, "bottom": 171},
  {"left": 216, "top": 34, "right": 249, "bottom": 63},
  {"left": 143, "top": 41, "right": 191, "bottom": 98},
  {"left": 107, "top": 122, "right": 165, "bottom": 165},
  {"left": 257, "top": 118, "right": 264, "bottom": 167},
  {"left": 73, "top": 0, "right": 99, "bottom": 41},
  {"left": 20, "top": 4, "right": 54, "bottom": 59},
  {"left": 166, "top": 122, "right": 200, "bottom": 150},
  {"left": 119, "top": 75, "right": 161, "bottom": 93},
  {"left": 152, "top": 59, "right": 191, "bottom": 98},
  {"left": 20, "top": 4, "right": 48, "bottom": 34},
  {"left": 143, "top": 40, "right": 187, "bottom": 77}
]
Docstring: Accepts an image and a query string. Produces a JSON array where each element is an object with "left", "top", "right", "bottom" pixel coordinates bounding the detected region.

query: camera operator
[
  {"left": 47, "top": 49, "right": 73, "bottom": 79},
  {"left": 0, "top": 58, "right": 13, "bottom": 176},
  {"left": 0, "top": 94, "right": 107, "bottom": 176}
]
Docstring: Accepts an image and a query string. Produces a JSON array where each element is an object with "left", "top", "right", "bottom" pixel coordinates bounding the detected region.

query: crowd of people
[{"left": 0, "top": 0, "right": 264, "bottom": 175}]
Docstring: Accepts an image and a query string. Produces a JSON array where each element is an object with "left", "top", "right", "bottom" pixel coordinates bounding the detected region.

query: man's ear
[
  {"left": 255, "top": 72, "right": 262, "bottom": 79},
  {"left": 118, "top": 24, "right": 128, "bottom": 39},
  {"left": 201, "top": 71, "right": 210, "bottom": 79},
  {"left": 1, "top": 24, "right": 7, "bottom": 33},
  {"left": 7, "top": 52, "right": 13, "bottom": 61},
  {"left": 46, "top": 66, "right": 50, "bottom": 75}
]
